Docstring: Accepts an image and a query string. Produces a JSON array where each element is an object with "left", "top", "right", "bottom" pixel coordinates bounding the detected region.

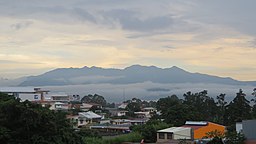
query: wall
[
  {"left": 243, "top": 120, "right": 256, "bottom": 140},
  {"left": 194, "top": 122, "right": 225, "bottom": 139}
]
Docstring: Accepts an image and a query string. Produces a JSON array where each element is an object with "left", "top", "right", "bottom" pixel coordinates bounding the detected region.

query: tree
[
  {"left": 0, "top": 92, "right": 83, "bottom": 144},
  {"left": 157, "top": 95, "right": 193, "bottom": 126},
  {"left": 131, "top": 120, "right": 170, "bottom": 143},
  {"left": 216, "top": 93, "right": 227, "bottom": 125},
  {"left": 225, "top": 89, "right": 251, "bottom": 126},
  {"left": 251, "top": 88, "right": 256, "bottom": 118},
  {"left": 81, "top": 94, "right": 107, "bottom": 106},
  {"left": 224, "top": 125, "right": 246, "bottom": 144},
  {"left": 183, "top": 90, "right": 218, "bottom": 121}
]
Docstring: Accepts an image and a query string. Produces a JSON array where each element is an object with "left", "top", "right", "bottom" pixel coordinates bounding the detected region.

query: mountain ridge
[{"left": 17, "top": 65, "right": 254, "bottom": 86}]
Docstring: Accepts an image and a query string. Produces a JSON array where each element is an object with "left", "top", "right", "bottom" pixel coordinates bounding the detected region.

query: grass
[{"left": 83, "top": 132, "right": 143, "bottom": 144}]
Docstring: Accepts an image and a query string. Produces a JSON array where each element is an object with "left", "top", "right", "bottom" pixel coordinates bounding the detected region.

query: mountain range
[{"left": 16, "top": 65, "right": 256, "bottom": 86}]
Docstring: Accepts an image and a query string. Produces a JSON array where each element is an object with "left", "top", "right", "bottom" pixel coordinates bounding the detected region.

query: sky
[{"left": 1, "top": 0, "right": 256, "bottom": 80}]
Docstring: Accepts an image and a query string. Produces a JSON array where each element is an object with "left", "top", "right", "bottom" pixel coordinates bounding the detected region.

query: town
[{"left": 0, "top": 87, "right": 256, "bottom": 144}]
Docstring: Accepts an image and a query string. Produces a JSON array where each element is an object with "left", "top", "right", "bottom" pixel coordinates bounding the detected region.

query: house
[
  {"left": 107, "top": 108, "right": 128, "bottom": 117},
  {"left": 118, "top": 103, "right": 128, "bottom": 109},
  {"left": 130, "top": 118, "right": 148, "bottom": 125},
  {"left": 236, "top": 120, "right": 256, "bottom": 144},
  {"left": 78, "top": 111, "right": 102, "bottom": 127},
  {"left": 90, "top": 123, "right": 131, "bottom": 133},
  {"left": 80, "top": 103, "right": 94, "bottom": 111},
  {"left": 111, "top": 119, "right": 131, "bottom": 125},
  {"left": 182, "top": 121, "right": 225, "bottom": 140},
  {"left": 0, "top": 87, "right": 49, "bottom": 102},
  {"left": 134, "top": 111, "right": 151, "bottom": 118},
  {"left": 45, "top": 93, "right": 71, "bottom": 102},
  {"left": 49, "top": 102, "right": 70, "bottom": 111},
  {"left": 142, "top": 107, "right": 156, "bottom": 113},
  {"left": 157, "top": 127, "right": 193, "bottom": 143}
]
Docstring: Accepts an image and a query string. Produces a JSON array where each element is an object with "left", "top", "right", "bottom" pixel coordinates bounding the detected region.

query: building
[
  {"left": 236, "top": 120, "right": 256, "bottom": 144},
  {"left": 49, "top": 102, "right": 70, "bottom": 111},
  {"left": 142, "top": 107, "right": 156, "bottom": 113},
  {"left": 118, "top": 103, "right": 128, "bottom": 109},
  {"left": 78, "top": 111, "right": 102, "bottom": 127},
  {"left": 134, "top": 111, "right": 151, "bottom": 118},
  {"left": 90, "top": 123, "right": 131, "bottom": 133},
  {"left": 45, "top": 93, "right": 71, "bottom": 102},
  {"left": 182, "top": 121, "right": 225, "bottom": 140},
  {"left": 106, "top": 108, "right": 128, "bottom": 117},
  {"left": 157, "top": 127, "right": 193, "bottom": 143},
  {"left": 0, "top": 87, "right": 49, "bottom": 102}
]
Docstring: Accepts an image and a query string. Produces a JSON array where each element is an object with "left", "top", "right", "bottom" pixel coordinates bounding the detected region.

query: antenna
[{"left": 123, "top": 88, "right": 126, "bottom": 102}]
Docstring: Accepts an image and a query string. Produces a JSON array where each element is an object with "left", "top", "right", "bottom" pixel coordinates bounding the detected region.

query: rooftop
[
  {"left": 185, "top": 121, "right": 208, "bottom": 126},
  {"left": 79, "top": 111, "right": 102, "bottom": 119},
  {"left": 158, "top": 127, "right": 191, "bottom": 133}
]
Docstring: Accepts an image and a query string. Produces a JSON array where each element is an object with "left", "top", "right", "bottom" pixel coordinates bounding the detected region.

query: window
[
  {"left": 159, "top": 133, "right": 165, "bottom": 139},
  {"left": 167, "top": 133, "right": 173, "bottom": 139},
  {"left": 34, "top": 95, "right": 39, "bottom": 100}
]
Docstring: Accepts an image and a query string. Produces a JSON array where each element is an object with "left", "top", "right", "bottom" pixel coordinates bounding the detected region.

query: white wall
[{"left": 18, "top": 93, "right": 41, "bottom": 101}]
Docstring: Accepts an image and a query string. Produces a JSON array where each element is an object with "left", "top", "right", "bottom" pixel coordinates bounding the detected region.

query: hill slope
[{"left": 19, "top": 65, "right": 252, "bottom": 86}]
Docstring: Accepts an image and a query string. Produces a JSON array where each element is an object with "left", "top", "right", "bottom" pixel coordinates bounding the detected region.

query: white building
[
  {"left": 49, "top": 102, "right": 70, "bottom": 111},
  {"left": 157, "top": 127, "right": 192, "bottom": 143},
  {"left": 78, "top": 111, "right": 102, "bottom": 127},
  {"left": 0, "top": 87, "right": 49, "bottom": 102}
]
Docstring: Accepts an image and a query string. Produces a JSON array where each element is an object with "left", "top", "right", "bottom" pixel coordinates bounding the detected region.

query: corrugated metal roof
[
  {"left": 158, "top": 127, "right": 191, "bottom": 133},
  {"left": 185, "top": 121, "right": 208, "bottom": 126},
  {"left": 79, "top": 111, "right": 102, "bottom": 119}
]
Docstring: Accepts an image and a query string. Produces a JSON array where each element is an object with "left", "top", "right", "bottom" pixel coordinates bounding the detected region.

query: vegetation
[
  {"left": 83, "top": 132, "right": 142, "bottom": 144},
  {"left": 157, "top": 89, "right": 253, "bottom": 127},
  {"left": 81, "top": 94, "right": 107, "bottom": 106},
  {"left": 0, "top": 92, "right": 82, "bottom": 144},
  {"left": 1, "top": 87, "right": 254, "bottom": 144},
  {"left": 131, "top": 120, "right": 170, "bottom": 143}
]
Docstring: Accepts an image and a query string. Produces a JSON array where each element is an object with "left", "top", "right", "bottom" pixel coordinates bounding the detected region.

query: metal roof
[
  {"left": 158, "top": 127, "right": 191, "bottom": 133},
  {"left": 185, "top": 121, "right": 208, "bottom": 126},
  {"left": 79, "top": 111, "right": 102, "bottom": 119}
]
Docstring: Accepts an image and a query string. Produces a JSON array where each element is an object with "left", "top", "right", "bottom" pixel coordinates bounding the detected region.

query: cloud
[
  {"left": 102, "top": 9, "right": 173, "bottom": 31},
  {"left": 11, "top": 21, "right": 33, "bottom": 30},
  {"left": 1, "top": 0, "right": 256, "bottom": 81}
]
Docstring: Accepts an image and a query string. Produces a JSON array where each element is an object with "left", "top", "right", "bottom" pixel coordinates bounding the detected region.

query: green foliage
[
  {"left": 204, "top": 130, "right": 225, "bottom": 139},
  {"left": 207, "top": 137, "right": 224, "bottom": 144},
  {"left": 225, "top": 89, "right": 251, "bottom": 125},
  {"left": 131, "top": 120, "right": 170, "bottom": 142},
  {"left": 126, "top": 102, "right": 141, "bottom": 112},
  {"left": 81, "top": 94, "right": 107, "bottom": 106},
  {"left": 0, "top": 92, "right": 83, "bottom": 144},
  {"left": 225, "top": 126, "right": 246, "bottom": 144},
  {"left": 157, "top": 95, "right": 193, "bottom": 126},
  {"left": 183, "top": 90, "right": 218, "bottom": 122},
  {"left": 216, "top": 93, "right": 227, "bottom": 125}
]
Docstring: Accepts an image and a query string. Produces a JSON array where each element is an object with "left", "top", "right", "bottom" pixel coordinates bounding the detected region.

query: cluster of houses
[
  {"left": 0, "top": 87, "right": 153, "bottom": 133},
  {"left": 1, "top": 87, "right": 256, "bottom": 144}
]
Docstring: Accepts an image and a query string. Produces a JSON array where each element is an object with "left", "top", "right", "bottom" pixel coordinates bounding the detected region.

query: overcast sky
[{"left": 1, "top": 0, "right": 256, "bottom": 80}]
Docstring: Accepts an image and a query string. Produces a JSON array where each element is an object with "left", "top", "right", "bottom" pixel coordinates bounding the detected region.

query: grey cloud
[
  {"left": 72, "top": 8, "right": 97, "bottom": 23},
  {"left": 188, "top": 0, "right": 256, "bottom": 36},
  {"left": 102, "top": 9, "right": 173, "bottom": 31},
  {"left": 42, "top": 82, "right": 254, "bottom": 102},
  {"left": 11, "top": 21, "right": 33, "bottom": 30}
]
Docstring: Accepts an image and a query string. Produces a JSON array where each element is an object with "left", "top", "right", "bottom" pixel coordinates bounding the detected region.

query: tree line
[{"left": 156, "top": 89, "right": 255, "bottom": 126}]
